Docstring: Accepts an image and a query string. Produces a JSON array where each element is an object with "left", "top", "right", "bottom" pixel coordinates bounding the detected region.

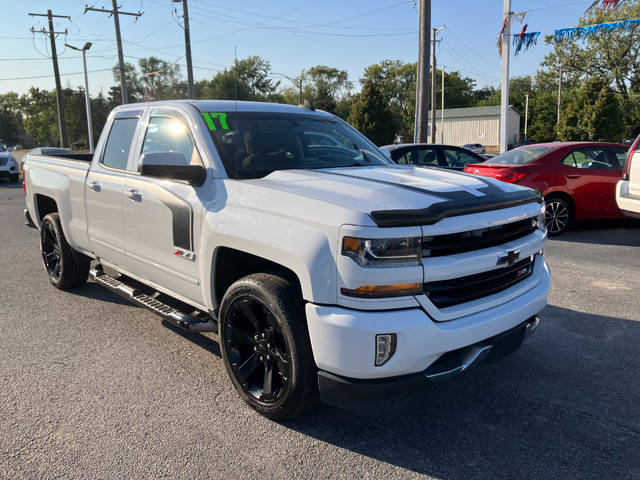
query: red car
[{"left": 463, "top": 142, "right": 629, "bottom": 235}]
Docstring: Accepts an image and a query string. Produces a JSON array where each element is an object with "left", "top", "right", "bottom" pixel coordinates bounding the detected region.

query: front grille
[
  {"left": 422, "top": 218, "right": 537, "bottom": 258},
  {"left": 424, "top": 256, "right": 535, "bottom": 308}
]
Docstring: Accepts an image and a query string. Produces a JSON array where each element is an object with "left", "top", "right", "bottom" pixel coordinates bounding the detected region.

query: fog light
[{"left": 375, "top": 333, "right": 397, "bottom": 366}]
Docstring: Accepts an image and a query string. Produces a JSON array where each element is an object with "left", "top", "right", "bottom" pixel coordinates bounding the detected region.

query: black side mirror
[{"left": 139, "top": 152, "right": 206, "bottom": 186}]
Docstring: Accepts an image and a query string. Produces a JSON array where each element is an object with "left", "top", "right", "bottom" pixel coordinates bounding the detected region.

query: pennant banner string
[
  {"left": 513, "top": 32, "right": 540, "bottom": 55},
  {"left": 554, "top": 18, "right": 640, "bottom": 42}
]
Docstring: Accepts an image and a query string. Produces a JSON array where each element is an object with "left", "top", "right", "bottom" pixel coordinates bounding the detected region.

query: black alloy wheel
[
  {"left": 545, "top": 198, "right": 571, "bottom": 236},
  {"left": 41, "top": 220, "right": 63, "bottom": 282},
  {"left": 224, "top": 297, "right": 292, "bottom": 404},
  {"left": 39, "top": 213, "right": 90, "bottom": 290},
  {"left": 219, "top": 273, "right": 317, "bottom": 420}
]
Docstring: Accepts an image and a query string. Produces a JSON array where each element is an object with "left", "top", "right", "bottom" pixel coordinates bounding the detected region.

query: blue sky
[{"left": 1, "top": 0, "right": 592, "bottom": 96}]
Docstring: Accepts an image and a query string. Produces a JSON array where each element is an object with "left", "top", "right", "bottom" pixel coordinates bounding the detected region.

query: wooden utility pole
[
  {"left": 28, "top": 10, "right": 70, "bottom": 147},
  {"left": 173, "top": 0, "right": 195, "bottom": 99},
  {"left": 414, "top": 0, "right": 431, "bottom": 143},
  {"left": 85, "top": 2, "right": 142, "bottom": 104},
  {"left": 557, "top": 66, "right": 563, "bottom": 125},
  {"left": 499, "top": 0, "right": 511, "bottom": 153}
]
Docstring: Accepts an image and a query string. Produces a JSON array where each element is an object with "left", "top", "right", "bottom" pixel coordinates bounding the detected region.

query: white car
[
  {"left": 0, "top": 144, "right": 19, "bottom": 182},
  {"left": 23, "top": 100, "right": 549, "bottom": 420},
  {"left": 617, "top": 134, "right": 640, "bottom": 218},
  {"left": 463, "top": 143, "right": 486, "bottom": 154}
]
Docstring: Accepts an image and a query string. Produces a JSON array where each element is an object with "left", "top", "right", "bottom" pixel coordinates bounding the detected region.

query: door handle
[
  {"left": 88, "top": 181, "right": 100, "bottom": 192},
  {"left": 566, "top": 174, "right": 580, "bottom": 179},
  {"left": 127, "top": 189, "right": 141, "bottom": 201}
]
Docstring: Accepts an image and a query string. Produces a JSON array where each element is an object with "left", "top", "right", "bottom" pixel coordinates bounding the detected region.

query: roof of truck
[{"left": 112, "top": 99, "right": 329, "bottom": 116}]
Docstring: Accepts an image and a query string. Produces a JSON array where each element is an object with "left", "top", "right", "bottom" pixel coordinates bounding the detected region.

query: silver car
[
  {"left": 463, "top": 143, "right": 486, "bottom": 154},
  {"left": 0, "top": 144, "right": 19, "bottom": 182}
]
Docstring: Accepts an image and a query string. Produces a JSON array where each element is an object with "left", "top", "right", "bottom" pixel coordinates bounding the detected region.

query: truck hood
[{"left": 246, "top": 165, "right": 541, "bottom": 227}]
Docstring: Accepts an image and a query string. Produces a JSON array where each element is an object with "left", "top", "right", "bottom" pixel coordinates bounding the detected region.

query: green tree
[
  {"left": 138, "top": 56, "right": 182, "bottom": 101},
  {"left": 202, "top": 56, "right": 279, "bottom": 101},
  {"left": 303, "top": 65, "right": 352, "bottom": 113},
  {"left": 557, "top": 77, "right": 624, "bottom": 141},
  {"left": 21, "top": 87, "right": 59, "bottom": 146},
  {"left": 347, "top": 81, "right": 395, "bottom": 146},
  {"left": 0, "top": 92, "right": 23, "bottom": 145}
]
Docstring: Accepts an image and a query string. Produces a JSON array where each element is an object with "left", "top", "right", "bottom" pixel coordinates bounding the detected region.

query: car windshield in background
[
  {"left": 199, "top": 111, "right": 390, "bottom": 179},
  {"left": 488, "top": 146, "right": 554, "bottom": 165}
]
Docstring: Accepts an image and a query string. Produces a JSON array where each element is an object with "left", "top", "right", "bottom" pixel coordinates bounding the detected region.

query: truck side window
[
  {"left": 142, "top": 116, "right": 203, "bottom": 166},
  {"left": 102, "top": 118, "right": 139, "bottom": 171}
]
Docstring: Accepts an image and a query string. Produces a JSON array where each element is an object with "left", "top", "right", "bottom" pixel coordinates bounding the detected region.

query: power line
[{"left": 0, "top": 68, "right": 113, "bottom": 82}]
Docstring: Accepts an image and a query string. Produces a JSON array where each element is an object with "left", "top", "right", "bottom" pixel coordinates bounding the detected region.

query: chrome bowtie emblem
[
  {"left": 497, "top": 249, "right": 520, "bottom": 267},
  {"left": 474, "top": 169, "right": 479, "bottom": 174}
]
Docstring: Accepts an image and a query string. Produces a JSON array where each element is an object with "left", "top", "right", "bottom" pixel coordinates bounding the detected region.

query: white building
[{"left": 429, "top": 105, "right": 521, "bottom": 153}]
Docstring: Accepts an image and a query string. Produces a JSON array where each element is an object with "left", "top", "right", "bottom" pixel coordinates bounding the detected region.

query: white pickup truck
[{"left": 23, "top": 100, "right": 550, "bottom": 420}]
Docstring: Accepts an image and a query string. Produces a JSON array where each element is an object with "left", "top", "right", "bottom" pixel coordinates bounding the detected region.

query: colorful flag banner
[
  {"left": 513, "top": 32, "right": 541, "bottom": 55},
  {"left": 586, "top": 0, "right": 626, "bottom": 13},
  {"left": 554, "top": 18, "right": 640, "bottom": 42}
]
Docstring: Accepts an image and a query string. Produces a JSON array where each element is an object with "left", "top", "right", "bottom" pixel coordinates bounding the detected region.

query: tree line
[{"left": 1, "top": 1, "right": 639, "bottom": 149}]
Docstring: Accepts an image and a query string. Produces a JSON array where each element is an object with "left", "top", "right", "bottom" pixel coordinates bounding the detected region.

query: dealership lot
[{"left": 1, "top": 182, "right": 639, "bottom": 479}]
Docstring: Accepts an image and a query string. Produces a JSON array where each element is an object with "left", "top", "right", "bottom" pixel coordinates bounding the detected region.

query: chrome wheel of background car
[
  {"left": 41, "top": 222, "right": 62, "bottom": 281},
  {"left": 545, "top": 200, "right": 570, "bottom": 235},
  {"left": 223, "top": 297, "right": 291, "bottom": 404}
]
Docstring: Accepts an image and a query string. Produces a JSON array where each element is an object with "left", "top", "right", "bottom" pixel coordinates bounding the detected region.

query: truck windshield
[{"left": 200, "top": 111, "right": 390, "bottom": 179}]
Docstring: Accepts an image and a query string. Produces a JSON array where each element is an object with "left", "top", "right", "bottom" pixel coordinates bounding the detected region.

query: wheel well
[
  {"left": 35, "top": 195, "right": 58, "bottom": 224},
  {"left": 213, "top": 247, "right": 302, "bottom": 305},
  {"left": 545, "top": 192, "right": 575, "bottom": 214}
]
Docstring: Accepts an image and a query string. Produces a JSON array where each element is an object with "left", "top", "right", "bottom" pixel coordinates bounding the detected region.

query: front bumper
[
  {"left": 616, "top": 179, "right": 640, "bottom": 217},
  {"left": 306, "top": 255, "right": 550, "bottom": 380},
  {"left": 318, "top": 316, "right": 539, "bottom": 408}
]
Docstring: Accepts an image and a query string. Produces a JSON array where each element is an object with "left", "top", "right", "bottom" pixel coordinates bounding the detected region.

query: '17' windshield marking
[{"left": 201, "top": 112, "right": 229, "bottom": 131}]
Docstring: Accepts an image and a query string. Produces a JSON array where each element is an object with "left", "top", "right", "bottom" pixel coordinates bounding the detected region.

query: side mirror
[{"left": 139, "top": 151, "right": 206, "bottom": 186}]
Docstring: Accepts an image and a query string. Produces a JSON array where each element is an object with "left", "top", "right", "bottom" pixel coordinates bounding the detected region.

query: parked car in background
[
  {"left": 463, "top": 143, "right": 486, "bottom": 154},
  {"left": 480, "top": 153, "right": 497, "bottom": 161},
  {"left": 0, "top": 144, "right": 19, "bottom": 182},
  {"left": 380, "top": 143, "right": 485, "bottom": 171},
  {"left": 617, "top": 133, "right": 640, "bottom": 218},
  {"left": 464, "top": 142, "right": 629, "bottom": 235}
]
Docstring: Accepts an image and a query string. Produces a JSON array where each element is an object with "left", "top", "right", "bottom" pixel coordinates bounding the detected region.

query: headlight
[
  {"left": 535, "top": 204, "right": 547, "bottom": 233},
  {"left": 342, "top": 236, "right": 421, "bottom": 268}
]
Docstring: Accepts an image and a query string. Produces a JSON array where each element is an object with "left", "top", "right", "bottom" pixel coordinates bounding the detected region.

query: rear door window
[
  {"left": 566, "top": 147, "right": 618, "bottom": 170},
  {"left": 101, "top": 118, "right": 139, "bottom": 171},
  {"left": 397, "top": 148, "right": 439, "bottom": 166},
  {"left": 441, "top": 148, "right": 480, "bottom": 168}
]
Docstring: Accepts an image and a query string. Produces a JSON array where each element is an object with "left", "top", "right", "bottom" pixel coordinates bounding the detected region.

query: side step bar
[{"left": 89, "top": 267, "right": 218, "bottom": 334}]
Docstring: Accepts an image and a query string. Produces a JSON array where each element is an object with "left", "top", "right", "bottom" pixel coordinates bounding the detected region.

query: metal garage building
[{"left": 429, "top": 105, "right": 521, "bottom": 153}]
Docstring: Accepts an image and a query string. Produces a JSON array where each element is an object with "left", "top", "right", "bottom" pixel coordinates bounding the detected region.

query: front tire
[
  {"left": 545, "top": 196, "right": 572, "bottom": 236},
  {"left": 219, "top": 272, "right": 317, "bottom": 420},
  {"left": 40, "top": 213, "right": 90, "bottom": 290}
]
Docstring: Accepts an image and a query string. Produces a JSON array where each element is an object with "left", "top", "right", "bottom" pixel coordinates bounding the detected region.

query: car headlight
[
  {"left": 342, "top": 236, "right": 421, "bottom": 268},
  {"left": 535, "top": 204, "right": 547, "bottom": 233}
]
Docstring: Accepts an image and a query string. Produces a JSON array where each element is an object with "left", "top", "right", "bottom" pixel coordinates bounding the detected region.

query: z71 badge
[{"left": 174, "top": 248, "right": 196, "bottom": 261}]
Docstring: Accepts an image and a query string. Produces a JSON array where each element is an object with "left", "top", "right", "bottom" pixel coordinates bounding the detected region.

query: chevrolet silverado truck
[{"left": 23, "top": 100, "right": 550, "bottom": 420}]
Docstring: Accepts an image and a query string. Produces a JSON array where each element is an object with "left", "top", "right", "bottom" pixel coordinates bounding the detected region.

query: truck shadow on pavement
[{"left": 284, "top": 305, "right": 640, "bottom": 480}]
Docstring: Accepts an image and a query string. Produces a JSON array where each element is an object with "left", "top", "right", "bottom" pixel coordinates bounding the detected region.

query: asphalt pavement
[{"left": 1, "top": 180, "right": 639, "bottom": 480}]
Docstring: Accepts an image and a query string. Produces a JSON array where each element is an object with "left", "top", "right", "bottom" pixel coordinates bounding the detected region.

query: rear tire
[
  {"left": 219, "top": 272, "right": 317, "bottom": 420},
  {"left": 545, "top": 196, "right": 572, "bottom": 236},
  {"left": 40, "top": 213, "right": 90, "bottom": 290}
]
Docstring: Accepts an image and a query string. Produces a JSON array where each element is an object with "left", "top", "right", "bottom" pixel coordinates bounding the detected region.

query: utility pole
[
  {"left": 430, "top": 25, "right": 445, "bottom": 143},
  {"left": 500, "top": 0, "right": 511, "bottom": 153},
  {"left": 29, "top": 10, "right": 70, "bottom": 147},
  {"left": 173, "top": 0, "right": 194, "bottom": 99},
  {"left": 524, "top": 93, "right": 529, "bottom": 143},
  {"left": 414, "top": 0, "right": 431, "bottom": 143},
  {"left": 557, "top": 66, "right": 563, "bottom": 125},
  {"left": 85, "top": 2, "right": 142, "bottom": 104},
  {"left": 66, "top": 42, "right": 94, "bottom": 152},
  {"left": 441, "top": 66, "right": 445, "bottom": 144}
]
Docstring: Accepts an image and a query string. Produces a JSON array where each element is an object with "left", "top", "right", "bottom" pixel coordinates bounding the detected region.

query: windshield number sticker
[{"left": 201, "top": 112, "right": 229, "bottom": 131}]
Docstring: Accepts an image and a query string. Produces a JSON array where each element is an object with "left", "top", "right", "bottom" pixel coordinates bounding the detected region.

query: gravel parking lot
[{"left": 1, "top": 181, "right": 639, "bottom": 480}]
